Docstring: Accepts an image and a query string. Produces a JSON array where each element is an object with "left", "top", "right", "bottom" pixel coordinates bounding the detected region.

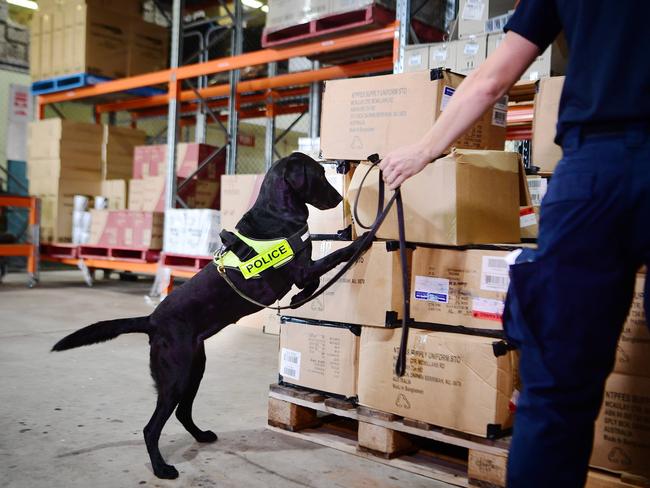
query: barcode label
[
  {"left": 464, "top": 42, "right": 480, "bottom": 56},
  {"left": 280, "top": 348, "right": 301, "bottom": 380},
  {"left": 462, "top": 0, "right": 485, "bottom": 21},
  {"left": 408, "top": 53, "right": 423, "bottom": 66},
  {"left": 432, "top": 47, "right": 448, "bottom": 62},
  {"left": 440, "top": 86, "right": 455, "bottom": 111},
  {"left": 527, "top": 178, "right": 548, "bottom": 206},
  {"left": 492, "top": 108, "right": 507, "bottom": 127},
  {"left": 414, "top": 275, "right": 450, "bottom": 303},
  {"left": 481, "top": 256, "right": 510, "bottom": 292},
  {"left": 472, "top": 297, "right": 504, "bottom": 322}
]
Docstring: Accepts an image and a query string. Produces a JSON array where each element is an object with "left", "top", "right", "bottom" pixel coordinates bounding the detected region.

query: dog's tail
[{"left": 51, "top": 316, "right": 151, "bottom": 352}]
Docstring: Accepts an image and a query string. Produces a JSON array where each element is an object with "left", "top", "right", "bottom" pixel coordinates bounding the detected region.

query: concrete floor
[{"left": 1, "top": 270, "right": 452, "bottom": 488}]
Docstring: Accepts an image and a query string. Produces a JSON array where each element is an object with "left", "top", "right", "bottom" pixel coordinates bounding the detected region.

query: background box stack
[
  {"left": 163, "top": 209, "right": 221, "bottom": 257},
  {"left": 128, "top": 143, "right": 225, "bottom": 212},
  {"left": 0, "top": 3, "right": 29, "bottom": 70},
  {"left": 27, "top": 118, "right": 103, "bottom": 242},
  {"left": 30, "top": 0, "right": 169, "bottom": 81},
  {"left": 103, "top": 125, "right": 147, "bottom": 180},
  {"left": 87, "top": 209, "right": 163, "bottom": 249}
]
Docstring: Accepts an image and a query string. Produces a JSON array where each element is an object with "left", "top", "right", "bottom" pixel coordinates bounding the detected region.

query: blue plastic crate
[{"left": 31, "top": 73, "right": 165, "bottom": 97}]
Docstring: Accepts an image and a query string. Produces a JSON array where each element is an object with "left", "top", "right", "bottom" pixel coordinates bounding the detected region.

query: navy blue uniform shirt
[{"left": 505, "top": 0, "right": 650, "bottom": 143}]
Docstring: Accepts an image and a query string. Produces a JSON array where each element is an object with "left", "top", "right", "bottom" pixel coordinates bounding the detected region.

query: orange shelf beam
[
  {"left": 130, "top": 87, "right": 311, "bottom": 119},
  {"left": 97, "top": 57, "right": 393, "bottom": 114},
  {"left": 42, "top": 255, "right": 160, "bottom": 274},
  {"left": 38, "top": 25, "right": 397, "bottom": 109},
  {"left": 0, "top": 244, "right": 33, "bottom": 257}
]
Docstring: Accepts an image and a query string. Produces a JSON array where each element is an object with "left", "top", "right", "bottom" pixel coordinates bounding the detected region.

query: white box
[
  {"left": 163, "top": 209, "right": 222, "bottom": 257},
  {"left": 458, "top": 0, "right": 514, "bottom": 38},
  {"left": 456, "top": 35, "right": 488, "bottom": 75},
  {"left": 429, "top": 42, "right": 457, "bottom": 70},
  {"left": 404, "top": 45, "right": 430, "bottom": 72}
]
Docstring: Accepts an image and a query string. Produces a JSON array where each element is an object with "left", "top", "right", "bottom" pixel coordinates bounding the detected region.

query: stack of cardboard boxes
[
  {"left": 404, "top": 0, "right": 567, "bottom": 81},
  {"left": 268, "top": 69, "right": 523, "bottom": 439},
  {"left": 30, "top": 0, "right": 168, "bottom": 81}
]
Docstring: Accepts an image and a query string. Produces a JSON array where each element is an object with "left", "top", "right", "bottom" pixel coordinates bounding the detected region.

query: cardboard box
[
  {"left": 429, "top": 42, "right": 457, "bottom": 71},
  {"left": 347, "top": 150, "right": 520, "bottom": 245},
  {"left": 29, "top": 178, "right": 102, "bottom": 242},
  {"left": 320, "top": 70, "right": 506, "bottom": 161},
  {"left": 102, "top": 125, "right": 147, "bottom": 180},
  {"left": 532, "top": 76, "right": 565, "bottom": 173},
  {"left": 27, "top": 159, "right": 101, "bottom": 181},
  {"left": 100, "top": 179, "right": 127, "bottom": 210},
  {"left": 219, "top": 174, "right": 265, "bottom": 231},
  {"left": 88, "top": 209, "right": 163, "bottom": 249},
  {"left": 163, "top": 209, "right": 221, "bottom": 256},
  {"left": 358, "top": 327, "right": 518, "bottom": 437},
  {"left": 458, "top": 0, "right": 514, "bottom": 39},
  {"left": 133, "top": 143, "right": 225, "bottom": 182},
  {"left": 279, "top": 320, "right": 360, "bottom": 398},
  {"left": 404, "top": 45, "right": 430, "bottom": 73},
  {"left": 410, "top": 246, "right": 523, "bottom": 330},
  {"left": 519, "top": 206, "right": 539, "bottom": 239},
  {"left": 128, "top": 176, "right": 198, "bottom": 212},
  {"left": 127, "top": 19, "right": 169, "bottom": 76},
  {"left": 285, "top": 241, "right": 410, "bottom": 327},
  {"left": 219, "top": 167, "right": 351, "bottom": 235},
  {"left": 456, "top": 34, "right": 487, "bottom": 75},
  {"left": 615, "top": 274, "right": 650, "bottom": 378},
  {"left": 590, "top": 373, "right": 650, "bottom": 478}
]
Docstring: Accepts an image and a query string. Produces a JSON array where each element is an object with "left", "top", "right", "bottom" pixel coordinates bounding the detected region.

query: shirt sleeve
[{"left": 504, "top": 0, "right": 562, "bottom": 52}]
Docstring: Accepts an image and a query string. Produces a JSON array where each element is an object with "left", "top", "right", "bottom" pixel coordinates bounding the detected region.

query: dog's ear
[{"left": 284, "top": 153, "right": 310, "bottom": 196}]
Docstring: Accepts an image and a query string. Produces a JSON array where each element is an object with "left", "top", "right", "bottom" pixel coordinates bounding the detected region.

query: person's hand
[{"left": 378, "top": 142, "right": 435, "bottom": 190}]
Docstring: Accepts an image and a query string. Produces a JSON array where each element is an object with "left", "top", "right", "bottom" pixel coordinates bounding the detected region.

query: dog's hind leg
[
  {"left": 144, "top": 337, "right": 193, "bottom": 479},
  {"left": 175, "top": 343, "right": 218, "bottom": 443}
]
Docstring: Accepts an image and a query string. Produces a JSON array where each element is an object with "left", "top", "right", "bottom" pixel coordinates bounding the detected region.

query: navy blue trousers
[{"left": 504, "top": 125, "right": 650, "bottom": 487}]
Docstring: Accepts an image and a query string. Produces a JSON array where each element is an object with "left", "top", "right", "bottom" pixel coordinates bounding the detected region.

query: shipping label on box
[
  {"left": 358, "top": 328, "right": 517, "bottom": 437},
  {"left": 285, "top": 241, "right": 410, "bottom": 327},
  {"left": 404, "top": 45, "right": 430, "bottom": 73},
  {"left": 279, "top": 321, "right": 360, "bottom": 398},
  {"left": 590, "top": 373, "right": 650, "bottom": 478},
  {"left": 615, "top": 274, "right": 649, "bottom": 377},
  {"left": 411, "top": 247, "right": 517, "bottom": 330},
  {"left": 321, "top": 70, "right": 506, "bottom": 161},
  {"left": 429, "top": 42, "right": 457, "bottom": 70},
  {"left": 456, "top": 34, "right": 488, "bottom": 75},
  {"left": 347, "top": 150, "right": 520, "bottom": 245}
]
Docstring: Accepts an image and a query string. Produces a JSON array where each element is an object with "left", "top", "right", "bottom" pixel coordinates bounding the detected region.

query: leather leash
[{"left": 217, "top": 154, "right": 411, "bottom": 377}]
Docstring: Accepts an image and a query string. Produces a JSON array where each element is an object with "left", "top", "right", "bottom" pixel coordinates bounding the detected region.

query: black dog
[{"left": 52, "top": 153, "right": 370, "bottom": 479}]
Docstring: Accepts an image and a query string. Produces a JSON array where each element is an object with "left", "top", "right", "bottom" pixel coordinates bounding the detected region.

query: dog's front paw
[
  {"left": 154, "top": 463, "right": 179, "bottom": 479},
  {"left": 194, "top": 430, "right": 218, "bottom": 443}
]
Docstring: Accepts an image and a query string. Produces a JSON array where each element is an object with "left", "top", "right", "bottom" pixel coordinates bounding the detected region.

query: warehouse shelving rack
[
  {"left": 0, "top": 196, "right": 40, "bottom": 287},
  {"left": 36, "top": 0, "right": 414, "bottom": 282}
]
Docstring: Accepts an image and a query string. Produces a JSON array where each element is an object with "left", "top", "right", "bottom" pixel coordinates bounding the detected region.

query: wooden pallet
[
  {"left": 161, "top": 252, "right": 212, "bottom": 272},
  {"left": 268, "top": 384, "right": 649, "bottom": 488},
  {"left": 78, "top": 245, "right": 160, "bottom": 263},
  {"left": 40, "top": 243, "right": 79, "bottom": 259}
]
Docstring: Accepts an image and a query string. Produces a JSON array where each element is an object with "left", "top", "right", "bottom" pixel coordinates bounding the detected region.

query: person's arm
[{"left": 379, "top": 31, "right": 541, "bottom": 190}]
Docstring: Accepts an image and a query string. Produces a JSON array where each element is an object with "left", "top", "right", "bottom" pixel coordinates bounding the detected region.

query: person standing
[{"left": 379, "top": 1, "right": 650, "bottom": 486}]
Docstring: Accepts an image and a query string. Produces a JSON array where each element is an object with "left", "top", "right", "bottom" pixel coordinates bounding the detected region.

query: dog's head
[{"left": 281, "top": 152, "right": 343, "bottom": 210}]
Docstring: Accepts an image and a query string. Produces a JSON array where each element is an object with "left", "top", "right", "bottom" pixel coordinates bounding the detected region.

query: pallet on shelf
[
  {"left": 31, "top": 73, "right": 165, "bottom": 98},
  {"left": 40, "top": 243, "right": 79, "bottom": 259},
  {"left": 79, "top": 245, "right": 160, "bottom": 263},
  {"left": 262, "top": 4, "right": 442, "bottom": 49},
  {"left": 161, "top": 252, "right": 213, "bottom": 272}
]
